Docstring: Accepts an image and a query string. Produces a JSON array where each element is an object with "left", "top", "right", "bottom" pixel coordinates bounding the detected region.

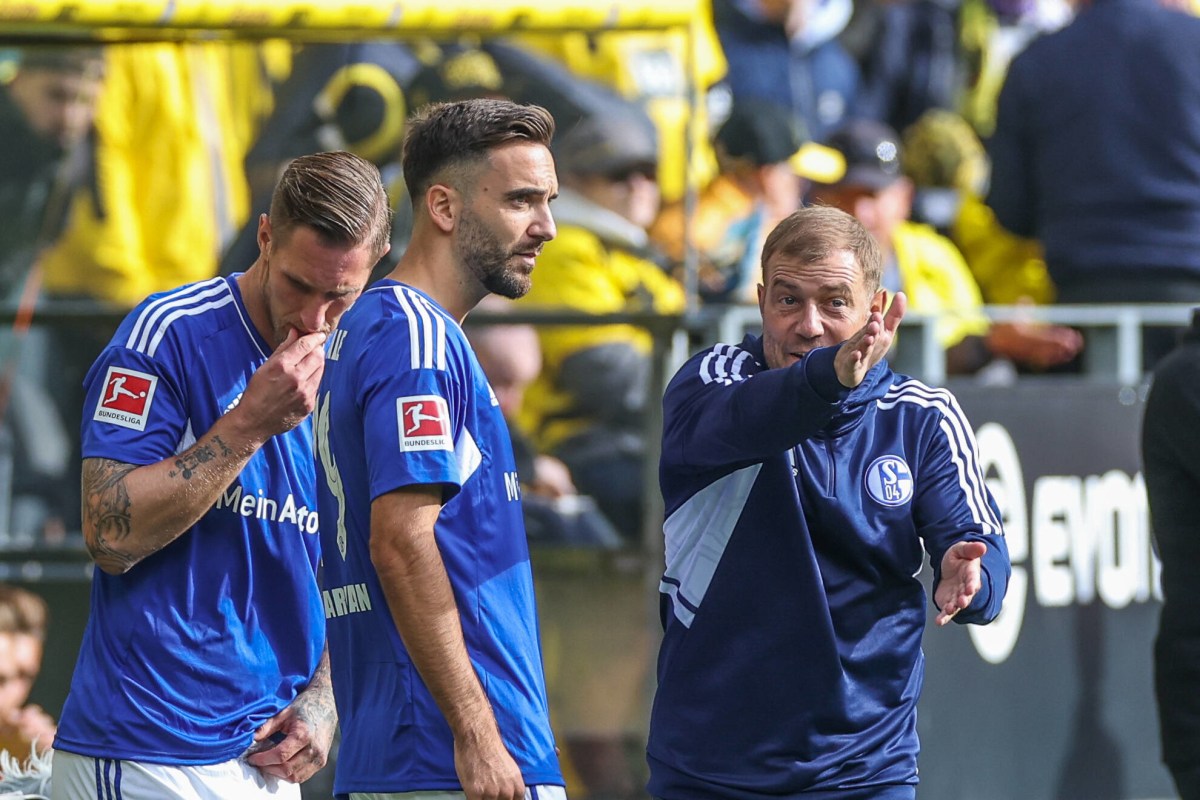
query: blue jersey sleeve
[
  {"left": 911, "top": 391, "right": 1011, "bottom": 624},
  {"left": 81, "top": 345, "right": 188, "bottom": 466},
  {"left": 662, "top": 344, "right": 850, "bottom": 474},
  {"left": 356, "top": 317, "right": 469, "bottom": 503}
]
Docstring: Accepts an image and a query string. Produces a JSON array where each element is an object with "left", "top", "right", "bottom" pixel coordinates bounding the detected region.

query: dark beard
[
  {"left": 482, "top": 264, "right": 532, "bottom": 299},
  {"left": 456, "top": 209, "right": 534, "bottom": 299}
]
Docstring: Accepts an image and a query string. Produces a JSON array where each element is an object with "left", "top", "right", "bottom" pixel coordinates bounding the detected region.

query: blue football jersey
[
  {"left": 648, "top": 337, "right": 1010, "bottom": 799},
  {"left": 314, "top": 280, "right": 562, "bottom": 795},
  {"left": 54, "top": 276, "right": 325, "bottom": 764}
]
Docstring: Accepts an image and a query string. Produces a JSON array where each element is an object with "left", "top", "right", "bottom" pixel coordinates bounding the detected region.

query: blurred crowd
[{"left": 3, "top": 0, "right": 1200, "bottom": 795}]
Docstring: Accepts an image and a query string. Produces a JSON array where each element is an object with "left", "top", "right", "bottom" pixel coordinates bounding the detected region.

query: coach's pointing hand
[{"left": 835, "top": 291, "right": 906, "bottom": 389}]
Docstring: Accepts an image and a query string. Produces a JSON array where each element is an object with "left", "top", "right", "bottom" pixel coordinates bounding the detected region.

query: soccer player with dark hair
[{"left": 314, "top": 98, "right": 565, "bottom": 800}]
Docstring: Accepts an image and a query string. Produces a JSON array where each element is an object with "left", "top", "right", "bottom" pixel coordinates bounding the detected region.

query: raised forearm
[{"left": 82, "top": 416, "right": 264, "bottom": 574}]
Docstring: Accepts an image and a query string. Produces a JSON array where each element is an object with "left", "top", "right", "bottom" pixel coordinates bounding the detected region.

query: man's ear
[
  {"left": 256, "top": 213, "right": 272, "bottom": 255},
  {"left": 871, "top": 288, "right": 888, "bottom": 314},
  {"left": 426, "top": 184, "right": 460, "bottom": 234}
]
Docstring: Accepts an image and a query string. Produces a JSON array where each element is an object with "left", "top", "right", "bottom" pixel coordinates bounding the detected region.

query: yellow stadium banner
[{"left": 0, "top": 0, "right": 698, "bottom": 37}]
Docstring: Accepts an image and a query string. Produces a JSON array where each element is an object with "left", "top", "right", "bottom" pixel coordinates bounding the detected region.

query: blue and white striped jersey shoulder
[
  {"left": 118, "top": 276, "right": 257, "bottom": 360},
  {"left": 360, "top": 280, "right": 460, "bottom": 372},
  {"left": 696, "top": 342, "right": 764, "bottom": 386},
  {"left": 876, "top": 376, "right": 971, "bottom": 420},
  {"left": 878, "top": 375, "right": 1002, "bottom": 538}
]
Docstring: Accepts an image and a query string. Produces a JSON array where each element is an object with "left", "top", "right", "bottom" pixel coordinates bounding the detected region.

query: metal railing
[{"left": 0, "top": 300, "right": 1193, "bottom": 566}]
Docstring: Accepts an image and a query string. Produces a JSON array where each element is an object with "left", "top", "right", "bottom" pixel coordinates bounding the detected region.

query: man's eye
[{"left": 780, "top": 296, "right": 796, "bottom": 306}]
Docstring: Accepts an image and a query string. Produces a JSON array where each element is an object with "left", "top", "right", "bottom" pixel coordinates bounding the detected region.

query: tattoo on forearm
[
  {"left": 167, "top": 443, "right": 218, "bottom": 480},
  {"left": 297, "top": 683, "right": 337, "bottom": 731},
  {"left": 212, "top": 435, "right": 233, "bottom": 458},
  {"left": 82, "top": 458, "right": 137, "bottom": 571},
  {"left": 166, "top": 436, "right": 234, "bottom": 479},
  {"left": 297, "top": 653, "right": 337, "bottom": 743}
]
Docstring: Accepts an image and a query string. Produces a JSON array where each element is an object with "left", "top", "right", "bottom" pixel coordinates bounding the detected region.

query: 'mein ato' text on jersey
[{"left": 215, "top": 483, "right": 320, "bottom": 534}]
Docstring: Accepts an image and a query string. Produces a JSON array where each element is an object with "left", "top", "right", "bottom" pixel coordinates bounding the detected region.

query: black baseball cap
[
  {"left": 715, "top": 99, "right": 843, "bottom": 183},
  {"left": 817, "top": 118, "right": 905, "bottom": 190},
  {"left": 553, "top": 106, "right": 659, "bottom": 180}
]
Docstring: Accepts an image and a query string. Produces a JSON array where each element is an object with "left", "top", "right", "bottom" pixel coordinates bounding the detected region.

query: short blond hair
[{"left": 761, "top": 206, "right": 883, "bottom": 294}]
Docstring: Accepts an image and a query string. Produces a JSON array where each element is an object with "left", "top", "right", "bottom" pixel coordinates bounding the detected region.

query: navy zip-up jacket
[{"left": 648, "top": 337, "right": 1010, "bottom": 799}]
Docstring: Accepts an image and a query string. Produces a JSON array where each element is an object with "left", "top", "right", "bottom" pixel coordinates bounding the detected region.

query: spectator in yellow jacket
[
  {"left": 901, "top": 108, "right": 1058, "bottom": 306},
  {"left": 517, "top": 103, "right": 686, "bottom": 800},
  {"left": 809, "top": 118, "right": 1082, "bottom": 374},
  {"left": 518, "top": 106, "right": 684, "bottom": 539},
  {"left": 38, "top": 42, "right": 273, "bottom": 309}
]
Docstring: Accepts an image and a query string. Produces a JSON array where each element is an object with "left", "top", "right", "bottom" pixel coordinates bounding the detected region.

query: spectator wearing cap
[
  {"left": 649, "top": 98, "right": 841, "bottom": 303},
  {"left": 809, "top": 118, "right": 1082, "bottom": 374}
]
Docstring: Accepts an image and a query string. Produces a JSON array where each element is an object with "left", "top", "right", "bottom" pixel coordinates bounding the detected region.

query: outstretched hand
[
  {"left": 835, "top": 291, "right": 906, "bottom": 389},
  {"left": 934, "top": 540, "right": 988, "bottom": 626}
]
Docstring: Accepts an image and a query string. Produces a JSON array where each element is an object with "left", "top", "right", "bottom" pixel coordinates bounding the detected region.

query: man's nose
[
  {"left": 530, "top": 206, "right": 556, "bottom": 242},
  {"left": 794, "top": 303, "right": 824, "bottom": 338},
  {"left": 300, "top": 300, "right": 334, "bottom": 334}
]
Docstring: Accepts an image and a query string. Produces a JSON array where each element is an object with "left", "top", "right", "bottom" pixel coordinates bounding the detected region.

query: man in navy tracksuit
[{"left": 647, "top": 206, "right": 1010, "bottom": 799}]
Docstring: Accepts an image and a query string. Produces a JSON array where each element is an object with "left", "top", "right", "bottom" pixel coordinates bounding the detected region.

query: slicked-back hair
[
  {"left": 402, "top": 99, "right": 555, "bottom": 207},
  {"left": 760, "top": 206, "right": 883, "bottom": 295},
  {"left": 269, "top": 150, "right": 392, "bottom": 258}
]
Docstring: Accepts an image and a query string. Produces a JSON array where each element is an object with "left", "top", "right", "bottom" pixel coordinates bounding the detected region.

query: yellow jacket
[
  {"left": 40, "top": 42, "right": 275, "bottom": 308},
  {"left": 952, "top": 193, "right": 1055, "bottom": 305},
  {"left": 518, "top": 217, "right": 685, "bottom": 453},
  {"left": 892, "top": 220, "right": 990, "bottom": 349}
]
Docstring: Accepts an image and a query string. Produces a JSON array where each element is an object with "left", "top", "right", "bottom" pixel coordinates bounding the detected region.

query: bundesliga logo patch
[
  {"left": 94, "top": 366, "right": 158, "bottom": 431},
  {"left": 396, "top": 395, "right": 452, "bottom": 452}
]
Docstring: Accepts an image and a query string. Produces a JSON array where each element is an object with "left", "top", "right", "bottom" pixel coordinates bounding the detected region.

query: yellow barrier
[{"left": 0, "top": 0, "right": 698, "bottom": 36}]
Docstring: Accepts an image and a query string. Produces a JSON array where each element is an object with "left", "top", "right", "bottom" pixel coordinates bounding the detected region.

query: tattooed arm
[
  {"left": 82, "top": 330, "right": 328, "bottom": 575},
  {"left": 82, "top": 430, "right": 254, "bottom": 573},
  {"left": 245, "top": 647, "right": 338, "bottom": 783}
]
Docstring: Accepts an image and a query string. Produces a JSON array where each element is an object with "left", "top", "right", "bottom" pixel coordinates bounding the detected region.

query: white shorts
[
  {"left": 50, "top": 749, "right": 302, "bottom": 800},
  {"left": 350, "top": 786, "right": 567, "bottom": 800}
]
